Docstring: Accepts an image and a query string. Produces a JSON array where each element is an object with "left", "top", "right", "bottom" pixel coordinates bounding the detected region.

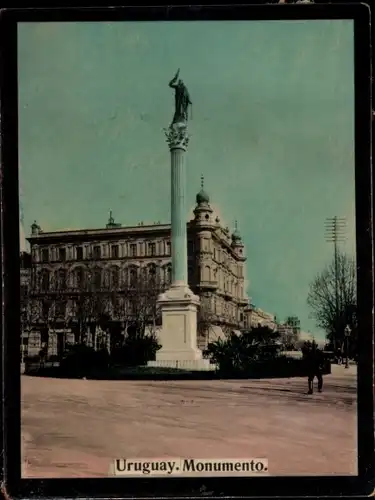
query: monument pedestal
[{"left": 147, "top": 284, "right": 214, "bottom": 371}]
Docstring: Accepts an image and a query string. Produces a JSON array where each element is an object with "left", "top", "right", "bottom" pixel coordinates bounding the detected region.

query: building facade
[
  {"left": 244, "top": 304, "right": 277, "bottom": 331},
  {"left": 25, "top": 186, "right": 249, "bottom": 352}
]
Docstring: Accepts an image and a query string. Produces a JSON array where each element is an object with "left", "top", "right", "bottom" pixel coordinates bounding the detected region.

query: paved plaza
[{"left": 21, "top": 365, "right": 357, "bottom": 478}]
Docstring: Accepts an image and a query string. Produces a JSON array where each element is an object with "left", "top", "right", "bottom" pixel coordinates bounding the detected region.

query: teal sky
[{"left": 18, "top": 20, "right": 355, "bottom": 338}]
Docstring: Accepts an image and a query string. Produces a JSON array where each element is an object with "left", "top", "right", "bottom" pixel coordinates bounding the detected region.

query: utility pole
[{"left": 324, "top": 216, "right": 346, "bottom": 352}]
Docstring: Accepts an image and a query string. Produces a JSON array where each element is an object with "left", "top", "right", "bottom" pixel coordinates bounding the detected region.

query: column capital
[{"left": 164, "top": 122, "right": 189, "bottom": 151}]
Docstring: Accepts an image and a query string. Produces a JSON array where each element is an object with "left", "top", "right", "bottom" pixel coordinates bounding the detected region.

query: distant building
[
  {"left": 277, "top": 322, "right": 295, "bottom": 338},
  {"left": 297, "top": 331, "right": 325, "bottom": 348},
  {"left": 285, "top": 316, "right": 301, "bottom": 335},
  {"left": 25, "top": 184, "right": 250, "bottom": 353},
  {"left": 244, "top": 304, "right": 277, "bottom": 331}
]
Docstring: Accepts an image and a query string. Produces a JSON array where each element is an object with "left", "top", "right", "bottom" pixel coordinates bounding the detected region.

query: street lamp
[{"left": 344, "top": 325, "right": 351, "bottom": 369}]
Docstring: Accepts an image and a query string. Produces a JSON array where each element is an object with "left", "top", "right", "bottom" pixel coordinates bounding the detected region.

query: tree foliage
[{"left": 204, "top": 325, "right": 282, "bottom": 374}]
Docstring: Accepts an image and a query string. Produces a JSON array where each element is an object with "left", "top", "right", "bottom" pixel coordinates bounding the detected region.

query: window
[
  {"left": 56, "top": 301, "right": 66, "bottom": 317},
  {"left": 41, "top": 270, "right": 50, "bottom": 291},
  {"left": 111, "top": 245, "right": 119, "bottom": 259},
  {"left": 76, "top": 247, "right": 83, "bottom": 260},
  {"left": 129, "top": 267, "right": 137, "bottom": 286},
  {"left": 187, "top": 241, "right": 194, "bottom": 255},
  {"left": 111, "top": 267, "right": 119, "bottom": 288},
  {"left": 41, "top": 249, "right": 49, "bottom": 262},
  {"left": 75, "top": 268, "right": 84, "bottom": 288},
  {"left": 42, "top": 301, "right": 50, "bottom": 319},
  {"left": 59, "top": 248, "right": 66, "bottom": 262},
  {"left": 130, "top": 244, "right": 137, "bottom": 257},
  {"left": 148, "top": 242, "right": 156, "bottom": 256},
  {"left": 58, "top": 269, "right": 67, "bottom": 290},
  {"left": 147, "top": 265, "right": 157, "bottom": 284},
  {"left": 93, "top": 269, "right": 102, "bottom": 289},
  {"left": 93, "top": 245, "right": 101, "bottom": 259},
  {"left": 166, "top": 241, "right": 171, "bottom": 255}
]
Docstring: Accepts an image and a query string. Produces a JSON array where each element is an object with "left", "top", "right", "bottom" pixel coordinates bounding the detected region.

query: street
[{"left": 21, "top": 365, "right": 357, "bottom": 477}]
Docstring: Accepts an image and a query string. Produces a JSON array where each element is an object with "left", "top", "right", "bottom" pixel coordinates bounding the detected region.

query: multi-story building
[
  {"left": 244, "top": 304, "right": 277, "bottom": 331},
  {"left": 26, "top": 184, "right": 249, "bottom": 352},
  {"left": 20, "top": 251, "right": 32, "bottom": 357}
]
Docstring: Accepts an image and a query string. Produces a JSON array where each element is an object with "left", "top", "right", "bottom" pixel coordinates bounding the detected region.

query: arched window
[
  {"left": 122, "top": 267, "right": 128, "bottom": 289},
  {"left": 111, "top": 266, "right": 120, "bottom": 289},
  {"left": 42, "top": 300, "right": 50, "bottom": 319},
  {"left": 92, "top": 268, "right": 102, "bottom": 290},
  {"left": 58, "top": 269, "right": 67, "bottom": 290},
  {"left": 129, "top": 266, "right": 138, "bottom": 287},
  {"left": 147, "top": 264, "right": 157, "bottom": 283},
  {"left": 41, "top": 270, "right": 50, "bottom": 291},
  {"left": 103, "top": 268, "right": 110, "bottom": 289},
  {"left": 75, "top": 267, "right": 84, "bottom": 289}
]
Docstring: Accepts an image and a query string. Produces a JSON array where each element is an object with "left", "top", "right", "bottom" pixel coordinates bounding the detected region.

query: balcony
[
  {"left": 196, "top": 280, "right": 218, "bottom": 290},
  {"left": 223, "top": 289, "right": 233, "bottom": 300},
  {"left": 238, "top": 297, "right": 249, "bottom": 305}
]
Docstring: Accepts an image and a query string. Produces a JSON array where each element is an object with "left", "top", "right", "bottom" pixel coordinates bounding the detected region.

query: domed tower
[
  {"left": 192, "top": 175, "right": 216, "bottom": 299},
  {"left": 231, "top": 221, "right": 247, "bottom": 316},
  {"left": 193, "top": 175, "right": 214, "bottom": 227},
  {"left": 231, "top": 220, "right": 245, "bottom": 258}
]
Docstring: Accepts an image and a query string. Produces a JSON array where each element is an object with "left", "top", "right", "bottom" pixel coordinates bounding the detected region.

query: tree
[
  {"left": 204, "top": 324, "right": 282, "bottom": 374},
  {"left": 21, "top": 263, "right": 73, "bottom": 362},
  {"left": 197, "top": 293, "right": 219, "bottom": 350},
  {"left": 307, "top": 250, "right": 356, "bottom": 350},
  {"left": 24, "top": 259, "right": 166, "bottom": 364},
  {"left": 107, "top": 267, "right": 165, "bottom": 365}
]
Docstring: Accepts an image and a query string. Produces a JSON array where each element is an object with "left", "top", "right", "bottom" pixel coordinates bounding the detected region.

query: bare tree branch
[{"left": 307, "top": 250, "right": 356, "bottom": 347}]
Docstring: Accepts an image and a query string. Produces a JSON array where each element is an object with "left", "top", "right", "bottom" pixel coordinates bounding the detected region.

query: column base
[
  {"left": 150, "top": 283, "right": 215, "bottom": 370},
  {"left": 157, "top": 283, "right": 200, "bottom": 305}
]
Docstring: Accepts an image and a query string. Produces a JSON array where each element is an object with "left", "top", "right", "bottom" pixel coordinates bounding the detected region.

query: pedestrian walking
[{"left": 303, "top": 342, "right": 325, "bottom": 395}]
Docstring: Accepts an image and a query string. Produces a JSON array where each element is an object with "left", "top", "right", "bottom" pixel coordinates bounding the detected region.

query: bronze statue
[{"left": 168, "top": 69, "right": 192, "bottom": 125}]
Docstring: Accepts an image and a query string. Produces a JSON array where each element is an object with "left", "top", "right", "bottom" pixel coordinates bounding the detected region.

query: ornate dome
[
  {"left": 196, "top": 174, "right": 210, "bottom": 204},
  {"left": 196, "top": 189, "right": 210, "bottom": 205},
  {"left": 232, "top": 221, "right": 242, "bottom": 243}
]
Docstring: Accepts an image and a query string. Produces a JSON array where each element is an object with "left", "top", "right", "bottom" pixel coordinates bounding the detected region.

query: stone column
[
  {"left": 147, "top": 123, "right": 212, "bottom": 371},
  {"left": 170, "top": 146, "right": 188, "bottom": 286},
  {"left": 167, "top": 123, "right": 190, "bottom": 288}
]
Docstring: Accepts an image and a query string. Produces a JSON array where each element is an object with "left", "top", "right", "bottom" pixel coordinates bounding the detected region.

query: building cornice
[{"left": 28, "top": 222, "right": 201, "bottom": 244}]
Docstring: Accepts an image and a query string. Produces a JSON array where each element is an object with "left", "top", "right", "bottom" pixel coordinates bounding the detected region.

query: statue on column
[
  {"left": 166, "top": 69, "right": 191, "bottom": 149},
  {"left": 168, "top": 69, "right": 192, "bottom": 126}
]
